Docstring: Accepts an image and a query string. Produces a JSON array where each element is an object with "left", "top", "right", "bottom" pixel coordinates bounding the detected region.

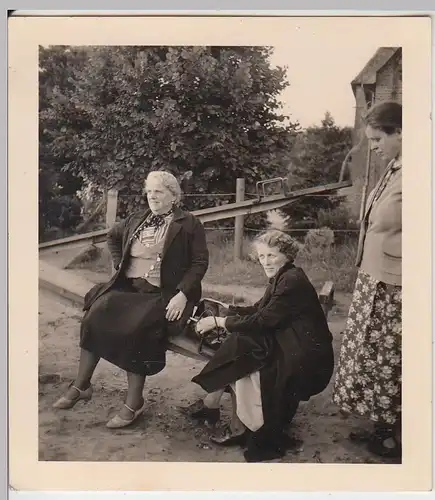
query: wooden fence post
[
  {"left": 105, "top": 189, "right": 119, "bottom": 228},
  {"left": 234, "top": 178, "right": 245, "bottom": 261}
]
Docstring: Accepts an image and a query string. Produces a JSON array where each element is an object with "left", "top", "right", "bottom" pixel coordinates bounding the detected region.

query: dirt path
[{"left": 38, "top": 288, "right": 397, "bottom": 464}]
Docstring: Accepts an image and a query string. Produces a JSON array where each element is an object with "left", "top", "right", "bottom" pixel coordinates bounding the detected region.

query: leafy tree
[
  {"left": 283, "top": 111, "right": 353, "bottom": 225},
  {"left": 39, "top": 46, "right": 89, "bottom": 239},
  {"left": 40, "top": 45, "right": 299, "bottom": 218}
]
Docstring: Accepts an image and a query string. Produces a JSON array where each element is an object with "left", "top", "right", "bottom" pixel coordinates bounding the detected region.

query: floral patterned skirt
[{"left": 332, "top": 270, "right": 402, "bottom": 425}]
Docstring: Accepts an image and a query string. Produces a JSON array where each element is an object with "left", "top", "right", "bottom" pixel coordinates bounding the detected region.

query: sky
[{"left": 270, "top": 44, "right": 378, "bottom": 129}]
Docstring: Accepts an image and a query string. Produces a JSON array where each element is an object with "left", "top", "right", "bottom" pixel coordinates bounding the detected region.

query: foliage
[
  {"left": 39, "top": 194, "right": 82, "bottom": 236},
  {"left": 40, "top": 45, "right": 300, "bottom": 219},
  {"left": 39, "top": 47, "right": 355, "bottom": 241},
  {"left": 303, "top": 227, "right": 335, "bottom": 252},
  {"left": 265, "top": 209, "right": 290, "bottom": 231},
  {"left": 39, "top": 46, "right": 89, "bottom": 239},
  {"left": 283, "top": 111, "right": 353, "bottom": 224}
]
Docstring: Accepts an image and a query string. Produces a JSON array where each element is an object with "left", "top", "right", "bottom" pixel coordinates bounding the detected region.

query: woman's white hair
[{"left": 145, "top": 170, "right": 182, "bottom": 205}]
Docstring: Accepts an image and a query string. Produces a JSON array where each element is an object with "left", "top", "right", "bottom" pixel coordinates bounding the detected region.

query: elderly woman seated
[
  {"left": 188, "top": 230, "right": 334, "bottom": 462},
  {"left": 53, "top": 171, "right": 209, "bottom": 429}
]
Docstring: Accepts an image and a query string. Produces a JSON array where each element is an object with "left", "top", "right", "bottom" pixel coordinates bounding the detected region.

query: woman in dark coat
[
  {"left": 53, "top": 171, "right": 209, "bottom": 428},
  {"left": 191, "top": 230, "right": 334, "bottom": 462}
]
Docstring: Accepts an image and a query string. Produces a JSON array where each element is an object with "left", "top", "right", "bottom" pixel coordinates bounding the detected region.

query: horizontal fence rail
[{"left": 39, "top": 179, "right": 352, "bottom": 252}]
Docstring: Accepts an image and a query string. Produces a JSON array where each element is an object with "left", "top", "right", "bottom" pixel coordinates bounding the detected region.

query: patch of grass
[
  {"left": 72, "top": 230, "right": 358, "bottom": 294},
  {"left": 205, "top": 230, "right": 358, "bottom": 293},
  {"left": 297, "top": 238, "right": 358, "bottom": 293},
  {"left": 205, "top": 232, "right": 266, "bottom": 288}
]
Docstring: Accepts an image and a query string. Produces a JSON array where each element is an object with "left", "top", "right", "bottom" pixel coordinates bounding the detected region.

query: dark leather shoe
[
  {"left": 243, "top": 445, "right": 285, "bottom": 462},
  {"left": 210, "top": 427, "right": 250, "bottom": 447},
  {"left": 367, "top": 434, "right": 402, "bottom": 459},
  {"left": 178, "top": 400, "right": 220, "bottom": 424},
  {"left": 243, "top": 429, "right": 297, "bottom": 461}
]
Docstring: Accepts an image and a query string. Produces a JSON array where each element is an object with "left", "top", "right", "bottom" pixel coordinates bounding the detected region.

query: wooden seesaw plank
[
  {"left": 319, "top": 281, "right": 335, "bottom": 317},
  {"left": 39, "top": 260, "right": 335, "bottom": 363}
]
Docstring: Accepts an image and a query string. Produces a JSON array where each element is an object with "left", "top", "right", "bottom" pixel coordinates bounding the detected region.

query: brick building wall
[{"left": 375, "top": 49, "right": 402, "bottom": 103}]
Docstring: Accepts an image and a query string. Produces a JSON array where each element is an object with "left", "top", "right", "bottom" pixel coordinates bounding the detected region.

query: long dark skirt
[{"left": 80, "top": 279, "right": 168, "bottom": 376}]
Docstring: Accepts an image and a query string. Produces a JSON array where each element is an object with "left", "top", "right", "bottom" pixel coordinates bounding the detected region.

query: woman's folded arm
[{"left": 226, "top": 302, "right": 261, "bottom": 317}]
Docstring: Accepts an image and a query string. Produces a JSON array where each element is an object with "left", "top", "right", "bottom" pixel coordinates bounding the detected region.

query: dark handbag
[{"left": 184, "top": 298, "right": 231, "bottom": 354}]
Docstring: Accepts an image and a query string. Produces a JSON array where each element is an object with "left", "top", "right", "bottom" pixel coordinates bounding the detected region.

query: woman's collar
[
  {"left": 393, "top": 158, "right": 402, "bottom": 170},
  {"left": 268, "top": 260, "right": 295, "bottom": 283},
  {"left": 388, "top": 155, "right": 402, "bottom": 171},
  {"left": 148, "top": 205, "right": 186, "bottom": 220}
]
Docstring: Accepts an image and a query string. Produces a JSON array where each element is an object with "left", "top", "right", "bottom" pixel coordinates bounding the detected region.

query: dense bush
[{"left": 39, "top": 194, "right": 83, "bottom": 241}]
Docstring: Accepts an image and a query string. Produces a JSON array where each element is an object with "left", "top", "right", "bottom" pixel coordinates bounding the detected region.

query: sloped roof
[{"left": 351, "top": 47, "right": 401, "bottom": 90}]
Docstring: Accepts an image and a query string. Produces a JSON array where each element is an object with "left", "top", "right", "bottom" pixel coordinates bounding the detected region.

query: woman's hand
[
  {"left": 166, "top": 291, "right": 188, "bottom": 322},
  {"left": 196, "top": 316, "right": 226, "bottom": 335}
]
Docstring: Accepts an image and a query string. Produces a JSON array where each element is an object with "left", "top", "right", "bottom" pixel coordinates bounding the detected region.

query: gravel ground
[{"left": 38, "top": 289, "right": 397, "bottom": 464}]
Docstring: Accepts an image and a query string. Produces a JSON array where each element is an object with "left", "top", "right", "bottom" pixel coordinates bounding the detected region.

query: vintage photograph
[{"left": 37, "top": 41, "right": 404, "bottom": 464}]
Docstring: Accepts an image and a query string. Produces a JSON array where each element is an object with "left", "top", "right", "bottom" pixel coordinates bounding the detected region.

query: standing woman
[
  {"left": 53, "top": 171, "right": 209, "bottom": 428},
  {"left": 332, "top": 101, "right": 402, "bottom": 459}
]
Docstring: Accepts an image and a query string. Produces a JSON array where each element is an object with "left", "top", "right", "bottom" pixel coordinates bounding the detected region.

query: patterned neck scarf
[
  {"left": 133, "top": 206, "right": 175, "bottom": 241},
  {"left": 145, "top": 207, "right": 175, "bottom": 229}
]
